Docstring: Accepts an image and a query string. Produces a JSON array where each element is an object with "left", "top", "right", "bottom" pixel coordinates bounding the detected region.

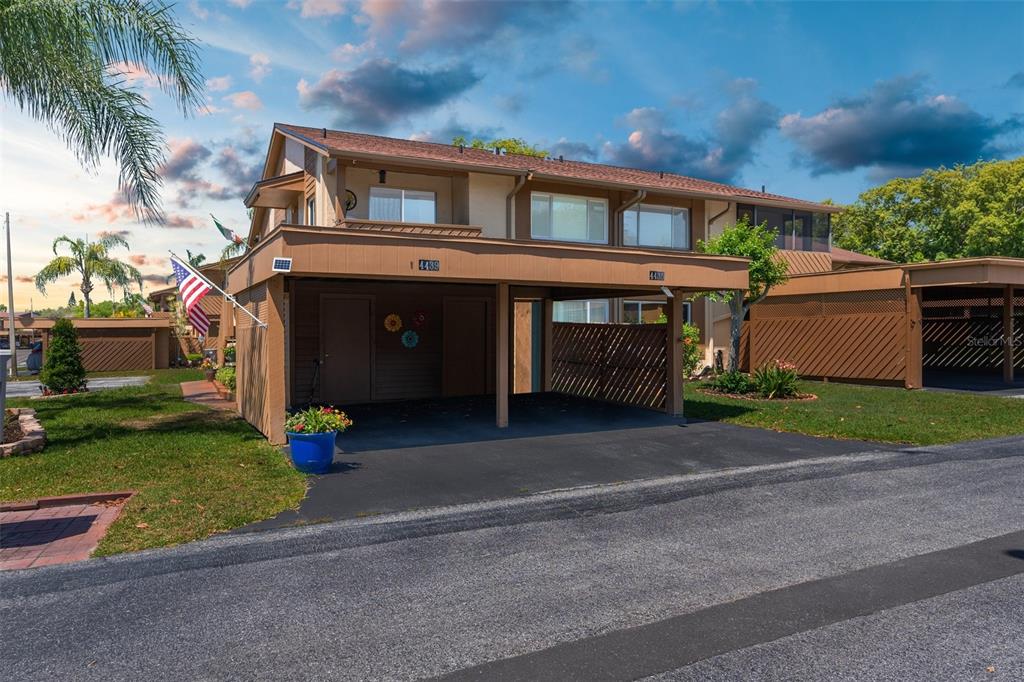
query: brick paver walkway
[
  {"left": 180, "top": 380, "right": 235, "bottom": 411},
  {"left": 0, "top": 502, "right": 126, "bottom": 570}
]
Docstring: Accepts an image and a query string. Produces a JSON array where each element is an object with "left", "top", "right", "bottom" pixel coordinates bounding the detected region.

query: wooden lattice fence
[
  {"left": 748, "top": 289, "right": 909, "bottom": 383},
  {"left": 921, "top": 294, "right": 1023, "bottom": 371},
  {"left": 551, "top": 322, "right": 667, "bottom": 409}
]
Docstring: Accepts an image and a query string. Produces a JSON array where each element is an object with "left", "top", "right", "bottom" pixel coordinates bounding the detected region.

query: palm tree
[
  {"left": 185, "top": 249, "right": 206, "bottom": 268},
  {"left": 35, "top": 235, "right": 142, "bottom": 318},
  {"left": 0, "top": 0, "right": 204, "bottom": 221}
]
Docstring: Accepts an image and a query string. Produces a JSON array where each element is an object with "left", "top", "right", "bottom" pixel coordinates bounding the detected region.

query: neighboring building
[
  {"left": 227, "top": 123, "right": 839, "bottom": 443},
  {"left": 148, "top": 257, "right": 240, "bottom": 363},
  {"left": 743, "top": 257, "right": 1022, "bottom": 389}
]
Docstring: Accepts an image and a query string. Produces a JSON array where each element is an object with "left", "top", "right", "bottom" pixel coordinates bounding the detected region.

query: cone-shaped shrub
[{"left": 39, "top": 318, "right": 87, "bottom": 393}]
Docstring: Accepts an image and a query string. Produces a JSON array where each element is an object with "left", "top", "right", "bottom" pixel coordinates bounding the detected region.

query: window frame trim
[
  {"left": 530, "top": 191, "right": 609, "bottom": 245},
  {"left": 368, "top": 186, "right": 438, "bottom": 224},
  {"left": 622, "top": 202, "right": 692, "bottom": 251}
]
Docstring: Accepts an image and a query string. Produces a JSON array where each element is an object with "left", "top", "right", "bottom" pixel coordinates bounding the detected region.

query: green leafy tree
[
  {"left": 34, "top": 234, "right": 142, "bottom": 318},
  {"left": 832, "top": 158, "right": 1024, "bottom": 263},
  {"left": 39, "top": 318, "right": 87, "bottom": 393},
  {"left": 699, "top": 216, "right": 789, "bottom": 372},
  {"left": 0, "top": 0, "right": 204, "bottom": 221},
  {"left": 452, "top": 136, "right": 548, "bottom": 158}
]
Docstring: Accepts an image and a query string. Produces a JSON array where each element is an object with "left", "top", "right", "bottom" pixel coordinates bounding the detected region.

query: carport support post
[
  {"left": 666, "top": 289, "right": 684, "bottom": 416},
  {"left": 542, "top": 298, "right": 553, "bottom": 392},
  {"left": 1003, "top": 285, "right": 1015, "bottom": 384},
  {"left": 496, "top": 282, "right": 510, "bottom": 427}
]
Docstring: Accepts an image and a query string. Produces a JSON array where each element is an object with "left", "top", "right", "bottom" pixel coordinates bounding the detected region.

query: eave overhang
[{"left": 227, "top": 224, "right": 750, "bottom": 295}]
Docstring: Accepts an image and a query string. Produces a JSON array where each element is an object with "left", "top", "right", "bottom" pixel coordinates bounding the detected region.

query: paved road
[
  {"left": 4, "top": 376, "right": 150, "bottom": 397},
  {"left": 2, "top": 436, "right": 1023, "bottom": 680}
]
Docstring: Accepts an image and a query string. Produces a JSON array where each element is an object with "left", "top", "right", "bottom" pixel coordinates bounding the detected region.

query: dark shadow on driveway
[{"left": 241, "top": 394, "right": 895, "bottom": 533}]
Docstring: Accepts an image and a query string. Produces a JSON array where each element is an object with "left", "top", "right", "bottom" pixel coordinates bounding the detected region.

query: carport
[
  {"left": 747, "top": 257, "right": 1024, "bottom": 390},
  {"left": 227, "top": 223, "right": 750, "bottom": 443}
]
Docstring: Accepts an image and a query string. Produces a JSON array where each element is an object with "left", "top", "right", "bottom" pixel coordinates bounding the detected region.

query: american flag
[{"left": 171, "top": 258, "right": 212, "bottom": 336}]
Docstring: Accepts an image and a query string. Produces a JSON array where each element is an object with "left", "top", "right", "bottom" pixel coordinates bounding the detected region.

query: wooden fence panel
[
  {"left": 921, "top": 293, "right": 1024, "bottom": 371},
  {"left": 552, "top": 322, "right": 667, "bottom": 409},
  {"left": 74, "top": 329, "right": 155, "bottom": 371},
  {"left": 749, "top": 289, "right": 907, "bottom": 383}
]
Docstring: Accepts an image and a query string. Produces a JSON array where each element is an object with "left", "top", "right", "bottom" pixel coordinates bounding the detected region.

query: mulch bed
[
  {"left": 697, "top": 388, "right": 819, "bottom": 403},
  {"left": 3, "top": 410, "right": 24, "bottom": 445}
]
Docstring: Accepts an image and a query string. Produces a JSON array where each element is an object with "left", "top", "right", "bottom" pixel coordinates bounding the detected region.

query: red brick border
[{"left": 0, "top": 490, "right": 136, "bottom": 513}]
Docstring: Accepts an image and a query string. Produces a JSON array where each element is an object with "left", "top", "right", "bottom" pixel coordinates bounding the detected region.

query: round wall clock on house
[{"left": 344, "top": 189, "right": 357, "bottom": 212}]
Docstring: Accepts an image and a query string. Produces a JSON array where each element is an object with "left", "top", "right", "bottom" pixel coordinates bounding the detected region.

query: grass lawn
[
  {"left": 685, "top": 380, "right": 1024, "bottom": 445},
  {"left": 2, "top": 370, "right": 305, "bottom": 556}
]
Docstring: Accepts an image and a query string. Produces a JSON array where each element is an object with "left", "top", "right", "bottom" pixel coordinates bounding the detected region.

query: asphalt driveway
[
  {"left": 4, "top": 375, "right": 150, "bottom": 397},
  {"left": 245, "top": 393, "right": 895, "bottom": 531}
]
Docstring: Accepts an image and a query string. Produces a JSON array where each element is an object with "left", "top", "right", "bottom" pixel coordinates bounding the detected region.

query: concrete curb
[{"left": 0, "top": 490, "right": 136, "bottom": 513}]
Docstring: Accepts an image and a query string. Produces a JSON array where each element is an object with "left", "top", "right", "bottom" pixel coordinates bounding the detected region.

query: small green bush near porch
[
  {"left": 686, "top": 380, "right": 1024, "bottom": 445},
  {"left": 1, "top": 370, "right": 305, "bottom": 555}
]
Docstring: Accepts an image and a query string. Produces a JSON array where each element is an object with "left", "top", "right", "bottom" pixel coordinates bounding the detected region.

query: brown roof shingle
[{"left": 276, "top": 123, "right": 839, "bottom": 213}]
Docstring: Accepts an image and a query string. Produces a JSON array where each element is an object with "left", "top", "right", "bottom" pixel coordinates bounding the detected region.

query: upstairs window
[
  {"left": 531, "top": 192, "right": 607, "bottom": 244},
  {"left": 623, "top": 204, "right": 690, "bottom": 249},
  {"left": 369, "top": 187, "right": 437, "bottom": 223}
]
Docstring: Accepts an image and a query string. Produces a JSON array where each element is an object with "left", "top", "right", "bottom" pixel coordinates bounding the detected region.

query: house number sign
[
  {"left": 418, "top": 259, "right": 441, "bottom": 272},
  {"left": 649, "top": 270, "right": 665, "bottom": 281}
]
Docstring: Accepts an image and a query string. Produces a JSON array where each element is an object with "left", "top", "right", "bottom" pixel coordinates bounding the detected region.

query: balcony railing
[{"left": 333, "top": 218, "right": 483, "bottom": 239}]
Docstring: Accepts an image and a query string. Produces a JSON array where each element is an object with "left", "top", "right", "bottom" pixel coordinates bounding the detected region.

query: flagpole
[{"left": 169, "top": 252, "right": 266, "bottom": 328}]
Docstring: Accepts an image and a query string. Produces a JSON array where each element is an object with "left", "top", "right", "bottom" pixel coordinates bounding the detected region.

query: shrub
[
  {"left": 753, "top": 359, "right": 800, "bottom": 399},
  {"left": 215, "top": 366, "right": 236, "bottom": 390},
  {"left": 679, "top": 322, "right": 703, "bottom": 379},
  {"left": 39, "top": 318, "right": 87, "bottom": 393},
  {"left": 185, "top": 352, "right": 203, "bottom": 366},
  {"left": 709, "top": 370, "right": 754, "bottom": 394},
  {"left": 285, "top": 406, "right": 353, "bottom": 434},
  {"left": 223, "top": 346, "right": 236, "bottom": 363}
]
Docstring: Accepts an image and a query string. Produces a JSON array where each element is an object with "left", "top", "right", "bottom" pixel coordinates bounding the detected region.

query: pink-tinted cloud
[
  {"left": 225, "top": 91, "right": 264, "bottom": 111},
  {"left": 73, "top": 193, "right": 134, "bottom": 224}
]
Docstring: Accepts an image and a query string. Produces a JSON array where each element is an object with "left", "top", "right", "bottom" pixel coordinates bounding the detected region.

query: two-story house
[{"left": 226, "top": 124, "right": 839, "bottom": 443}]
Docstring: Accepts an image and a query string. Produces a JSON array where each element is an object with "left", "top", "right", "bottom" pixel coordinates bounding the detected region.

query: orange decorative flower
[{"left": 384, "top": 313, "right": 402, "bottom": 332}]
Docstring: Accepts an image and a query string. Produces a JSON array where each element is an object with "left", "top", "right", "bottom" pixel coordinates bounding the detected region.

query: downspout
[
  {"left": 614, "top": 190, "right": 646, "bottom": 244},
  {"left": 708, "top": 202, "right": 731, "bottom": 233},
  {"left": 505, "top": 172, "right": 529, "bottom": 239}
]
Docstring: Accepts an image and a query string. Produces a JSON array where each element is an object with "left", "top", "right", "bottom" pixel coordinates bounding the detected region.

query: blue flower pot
[{"left": 286, "top": 431, "right": 337, "bottom": 474}]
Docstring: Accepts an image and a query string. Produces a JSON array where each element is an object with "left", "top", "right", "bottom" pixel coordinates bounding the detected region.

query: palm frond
[
  {"left": 34, "top": 256, "right": 78, "bottom": 294},
  {"left": 0, "top": 0, "right": 203, "bottom": 221}
]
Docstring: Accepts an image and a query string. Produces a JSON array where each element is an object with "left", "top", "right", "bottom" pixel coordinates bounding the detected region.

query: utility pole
[{"left": 5, "top": 212, "right": 17, "bottom": 378}]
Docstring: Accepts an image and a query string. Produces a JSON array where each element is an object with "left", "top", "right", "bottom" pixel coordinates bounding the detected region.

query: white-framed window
[
  {"left": 623, "top": 204, "right": 690, "bottom": 249},
  {"left": 553, "top": 299, "right": 610, "bottom": 323},
  {"left": 306, "top": 197, "right": 316, "bottom": 226},
  {"left": 369, "top": 187, "right": 437, "bottom": 223},
  {"left": 622, "top": 300, "right": 691, "bottom": 324},
  {"left": 531, "top": 192, "right": 608, "bottom": 244}
]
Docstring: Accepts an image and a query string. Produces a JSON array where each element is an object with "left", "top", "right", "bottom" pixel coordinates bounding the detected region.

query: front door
[{"left": 319, "top": 295, "right": 373, "bottom": 404}]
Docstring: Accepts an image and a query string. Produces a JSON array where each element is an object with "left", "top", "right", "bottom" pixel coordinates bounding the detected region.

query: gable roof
[
  {"left": 830, "top": 247, "right": 894, "bottom": 267},
  {"left": 274, "top": 123, "right": 839, "bottom": 213}
]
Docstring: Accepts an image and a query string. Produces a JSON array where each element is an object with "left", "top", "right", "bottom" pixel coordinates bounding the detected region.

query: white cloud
[
  {"left": 206, "top": 75, "right": 233, "bottom": 92},
  {"left": 331, "top": 40, "right": 375, "bottom": 63},
  {"left": 289, "top": 0, "right": 347, "bottom": 18},
  {"left": 249, "top": 53, "right": 271, "bottom": 82}
]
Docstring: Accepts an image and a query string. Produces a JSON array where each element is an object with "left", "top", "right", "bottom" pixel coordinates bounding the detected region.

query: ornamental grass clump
[
  {"left": 752, "top": 359, "right": 800, "bottom": 399},
  {"left": 285, "top": 406, "right": 353, "bottom": 434},
  {"left": 39, "top": 318, "right": 86, "bottom": 394}
]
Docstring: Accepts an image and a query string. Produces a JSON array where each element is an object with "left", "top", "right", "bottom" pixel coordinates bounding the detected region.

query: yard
[
  {"left": 1, "top": 369, "right": 305, "bottom": 555},
  {"left": 685, "top": 380, "right": 1024, "bottom": 445}
]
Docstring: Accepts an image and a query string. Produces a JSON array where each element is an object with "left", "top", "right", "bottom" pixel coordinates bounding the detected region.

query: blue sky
[{"left": 2, "top": 0, "right": 1023, "bottom": 308}]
